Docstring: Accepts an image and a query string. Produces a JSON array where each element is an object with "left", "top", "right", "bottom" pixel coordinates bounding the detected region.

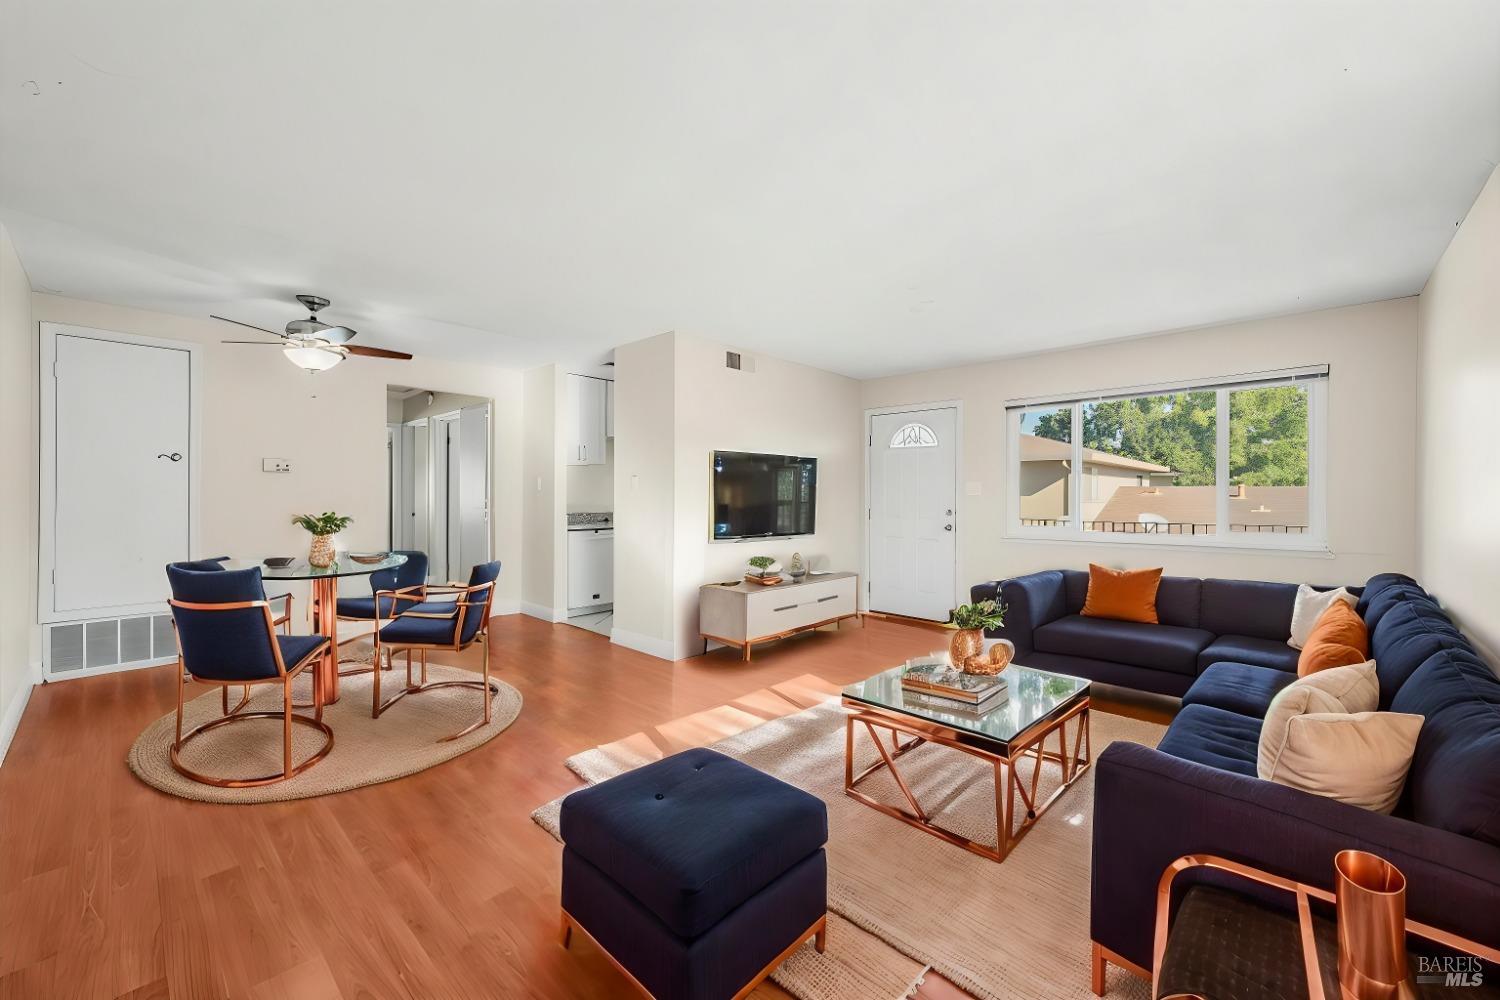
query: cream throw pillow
[
  {"left": 1257, "top": 663, "right": 1421, "bottom": 813},
  {"left": 1288, "top": 584, "right": 1357, "bottom": 649}
]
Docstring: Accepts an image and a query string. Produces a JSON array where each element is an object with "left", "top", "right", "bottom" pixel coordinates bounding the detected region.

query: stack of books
[{"left": 900, "top": 655, "right": 1009, "bottom": 710}]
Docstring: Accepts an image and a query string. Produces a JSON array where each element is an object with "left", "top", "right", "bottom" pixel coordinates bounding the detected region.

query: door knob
[
  {"left": 157, "top": 452, "right": 182, "bottom": 462},
  {"left": 944, "top": 524, "right": 953, "bottom": 531}
]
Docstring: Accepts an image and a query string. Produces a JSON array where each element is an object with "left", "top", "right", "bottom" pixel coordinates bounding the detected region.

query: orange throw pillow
[
  {"left": 1297, "top": 600, "right": 1370, "bottom": 676},
  {"left": 1081, "top": 564, "right": 1162, "bottom": 624}
]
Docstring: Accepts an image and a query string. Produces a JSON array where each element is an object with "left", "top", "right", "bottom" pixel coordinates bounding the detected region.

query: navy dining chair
[
  {"left": 166, "top": 564, "right": 334, "bottom": 787},
  {"left": 177, "top": 557, "right": 294, "bottom": 633},
  {"left": 372, "top": 560, "right": 501, "bottom": 742},
  {"left": 335, "top": 550, "right": 429, "bottom": 672}
]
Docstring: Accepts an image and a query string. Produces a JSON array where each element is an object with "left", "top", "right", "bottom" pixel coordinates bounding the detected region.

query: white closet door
[
  {"left": 53, "top": 334, "right": 191, "bottom": 613},
  {"left": 457, "top": 403, "right": 491, "bottom": 574}
]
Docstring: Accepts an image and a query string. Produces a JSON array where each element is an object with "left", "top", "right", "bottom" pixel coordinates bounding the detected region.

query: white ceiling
[{"left": 2, "top": 1, "right": 1497, "bottom": 378}]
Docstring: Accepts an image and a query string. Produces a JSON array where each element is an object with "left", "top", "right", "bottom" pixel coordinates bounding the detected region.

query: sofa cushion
[
  {"left": 1390, "top": 649, "right": 1500, "bottom": 847},
  {"left": 1082, "top": 564, "right": 1163, "bottom": 624},
  {"left": 1156, "top": 703, "right": 1263, "bottom": 777},
  {"left": 1200, "top": 579, "right": 1298, "bottom": 641},
  {"left": 1033, "top": 615, "right": 1214, "bottom": 676},
  {"left": 1182, "top": 662, "right": 1298, "bottom": 718},
  {"left": 1197, "top": 635, "right": 1301, "bottom": 675},
  {"left": 1156, "top": 577, "right": 1203, "bottom": 629},
  {"left": 1360, "top": 584, "right": 1432, "bottom": 632},
  {"left": 559, "top": 748, "right": 828, "bottom": 938},
  {"left": 1297, "top": 601, "right": 1370, "bottom": 676},
  {"left": 1356, "top": 573, "right": 1423, "bottom": 616},
  {"left": 1288, "top": 585, "right": 1357, "bottom": 650},
  {"left": 1370, "top": 601, "right": 1469, "bottom": 710}
]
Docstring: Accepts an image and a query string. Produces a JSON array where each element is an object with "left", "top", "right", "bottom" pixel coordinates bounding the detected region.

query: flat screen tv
[{"left": 712, "top": 451, "right": 818, "bottom": 540}]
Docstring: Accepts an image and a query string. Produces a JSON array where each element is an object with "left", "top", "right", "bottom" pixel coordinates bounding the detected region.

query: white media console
[{"left": 698, "top": 572, "right": 860, "bottom": 661}]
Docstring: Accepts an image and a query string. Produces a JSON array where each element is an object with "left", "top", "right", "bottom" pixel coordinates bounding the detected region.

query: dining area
[{"left": 127, "top": 539, "right": 521, "bottom": 804}]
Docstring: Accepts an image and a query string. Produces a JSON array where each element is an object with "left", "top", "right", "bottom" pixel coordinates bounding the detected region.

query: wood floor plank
[{"left": 0, "top": 616, "right": 1171, "bottom": 998}]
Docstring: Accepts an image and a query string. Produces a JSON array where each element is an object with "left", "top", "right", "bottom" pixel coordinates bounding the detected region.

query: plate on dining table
[
  {"left": 348, "top": 552, "right": 390, "bottom": 565},
  {"left": 263, "top": 556, "right": 295, "bottom": 568}
]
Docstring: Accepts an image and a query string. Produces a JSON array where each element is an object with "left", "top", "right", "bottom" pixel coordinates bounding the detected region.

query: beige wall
[
  {"left": 611, "top": 335, "right": 677, "bottom": 656},
  {"left": 671, "top": 334, "right": 863, "bottom": 659},
  {"left": 0, "top": 225, "right": 37, "bottom": 759},
  {"left": 521, "top": 365, "right": 566, "bottom": 618},
  {"left": 29, "top": 294, "right": 526, "bottom": 617},
  {"left": 1417, "top": 165, "right": 1500, "bottom": 657},
  {"left": 862, "top": 297, "right": 1420, "bottom": 590}
]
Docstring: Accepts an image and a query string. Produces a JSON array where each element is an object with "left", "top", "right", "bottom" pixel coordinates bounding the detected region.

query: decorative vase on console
[
  {"left": 292, "top": 511, "right": 354, "bottom": 569},
  {"left": 942, "top": 599, "right": 1008, "bottom": 674},
  {"left": 787, "top": 552, "right": 807, "bottom": 581}
]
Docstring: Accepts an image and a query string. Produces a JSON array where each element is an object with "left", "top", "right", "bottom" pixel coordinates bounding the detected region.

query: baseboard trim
[
  {"left": 0, "top": 662, "right": 41, "bottom": 767},
  {"left": 610, "top": 628, "right": 676, "bottom": 661},
  {"left": 521, "top": 602, "right": 566, "bottom": 623},
  {"left": 490, "top": 598, "right": 522, "bottom": 616}
]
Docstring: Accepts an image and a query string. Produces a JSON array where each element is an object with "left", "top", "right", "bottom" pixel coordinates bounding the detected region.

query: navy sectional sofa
[
  {"left": 972, "top": 570, "right": 1325, "bottom": 697},
  {"left": 1084, "top": 573, "right": 1500, "bottom": 977}
]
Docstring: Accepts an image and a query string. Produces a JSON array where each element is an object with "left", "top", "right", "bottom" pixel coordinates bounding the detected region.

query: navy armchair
[
  {"left": 335, "top": 549, "right": 429, "bottom": 672},
  {"left": 373, "top": 560, "right": 501, "bottom": 742},
  {"left": 166, "top": 564, "right": 333, "bottom": 787}
]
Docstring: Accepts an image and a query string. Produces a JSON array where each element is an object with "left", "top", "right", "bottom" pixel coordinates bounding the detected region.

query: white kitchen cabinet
[
  {"left": 567, "top": 528, "right": 614, "bottom": 610},
  {"left": 565, "top": 374, "right": 608, "bottom": 466}
]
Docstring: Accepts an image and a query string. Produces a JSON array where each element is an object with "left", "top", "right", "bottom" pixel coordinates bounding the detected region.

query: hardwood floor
[{"left": 0, "top": 616, "right": 1171, "bottom": 1000}]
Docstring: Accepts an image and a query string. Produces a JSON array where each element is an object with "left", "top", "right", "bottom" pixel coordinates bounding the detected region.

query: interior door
[
  {"left": 457, "top": 402, "right": 491, "bottom": 574},
  {"left": 53, "top": 334, "right": 190, "bottom": 614},
  {"left": 868, "top": 407, "right": 958, "bottom": 620}
]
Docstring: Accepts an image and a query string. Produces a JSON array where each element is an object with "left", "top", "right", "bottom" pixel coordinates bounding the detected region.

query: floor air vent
[{"left": 44, "top": 612, "right": 177, "bottom": 680}]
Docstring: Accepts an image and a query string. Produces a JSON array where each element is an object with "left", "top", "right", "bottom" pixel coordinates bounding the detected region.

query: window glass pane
[
  {"left": 1229, "top": 384, "right": 1309, "bottom": 535},
  {"left": 1017, "top": 406, "right": 1072, "bottom": 527},
  {"left": 1080, "top": 391, "right": 1216, "bottom": 536}
]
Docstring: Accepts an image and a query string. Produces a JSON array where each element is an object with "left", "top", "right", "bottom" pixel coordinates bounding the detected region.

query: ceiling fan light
[{"left": 283, "top": 344, "right": 345, "bottom": 372}]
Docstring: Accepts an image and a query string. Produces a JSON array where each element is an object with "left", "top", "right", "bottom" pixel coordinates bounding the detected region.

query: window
[
  {"left": 890, "top": 422, "right": 938, "bottom": 448},
  {"left": 1006, "top": 367, "right": 1326, "bottom": 549}
]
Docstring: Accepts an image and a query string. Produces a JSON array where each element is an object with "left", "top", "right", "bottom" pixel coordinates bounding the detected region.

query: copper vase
[
  {"left": 308, "top": 534, "right": 335, "bottom": 568},
  {"left": 1335, "top": 850, "right": 1416, "bottom": 1000},
  {"left": 949, "top": 629, "right": 984, "bottom": 669}
]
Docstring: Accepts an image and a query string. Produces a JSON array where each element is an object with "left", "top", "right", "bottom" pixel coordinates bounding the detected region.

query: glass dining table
[{"left": 224, "top": 554, "right": 407, "bottom": 705}]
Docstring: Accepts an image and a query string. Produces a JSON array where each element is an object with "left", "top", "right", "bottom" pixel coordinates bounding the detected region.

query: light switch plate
[{"left": 263, "top": 458, "right": 291, "bottom": 473}]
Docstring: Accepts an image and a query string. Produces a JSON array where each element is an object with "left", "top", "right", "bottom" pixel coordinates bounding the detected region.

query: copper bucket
[{"left": 1335, "top": 850, "right": 1416, "bottom": 1000}]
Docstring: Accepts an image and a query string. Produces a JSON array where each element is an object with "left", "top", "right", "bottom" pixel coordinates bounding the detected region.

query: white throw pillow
[
  {"left": 1257, "top": 665, "right": 1421, "bottom": 813},
  {"left": 1288, "top": 584, "right": 1357, "bottom": 649}
]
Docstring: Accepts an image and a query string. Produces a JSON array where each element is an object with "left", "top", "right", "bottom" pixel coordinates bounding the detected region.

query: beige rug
[
  {"left": 129, "top": 658, "right": 521, "bottom": 804},
  {"left": 534, "top": 702, "right": 1161, "bottom": 1000}
]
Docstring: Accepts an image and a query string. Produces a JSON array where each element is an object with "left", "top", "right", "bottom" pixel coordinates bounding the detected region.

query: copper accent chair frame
[
  {"left": 372, "top": 561, "right": 501, "bottom": 742},
  {"left": 166, "top": 564, "right": 334, "bottom": 788},
  {"left": 1121, "top": 853, "right": 1500, "bottom": 1000}
]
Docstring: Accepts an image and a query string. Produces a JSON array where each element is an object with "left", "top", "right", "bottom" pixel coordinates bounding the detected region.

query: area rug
[
  {"left": 129, "top": 658, "right": 522, "bottom": 804},
  {"left": 533, "top": 702, "right": 1162, "bottom": 1000}
]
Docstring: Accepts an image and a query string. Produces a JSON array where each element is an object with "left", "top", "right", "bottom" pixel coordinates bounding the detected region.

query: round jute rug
[{"left": 128, "top": 659, "right": 522, "bottom": 804}]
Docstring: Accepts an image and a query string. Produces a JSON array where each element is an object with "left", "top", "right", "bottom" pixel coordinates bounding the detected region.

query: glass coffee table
[{"left": 842, "top": 662, "right": 1091, "bottom": 863}]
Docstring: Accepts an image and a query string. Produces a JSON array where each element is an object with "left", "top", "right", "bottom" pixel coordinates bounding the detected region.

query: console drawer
[{"left": 744, "top": 576, "right": 856, "bottom": 639}]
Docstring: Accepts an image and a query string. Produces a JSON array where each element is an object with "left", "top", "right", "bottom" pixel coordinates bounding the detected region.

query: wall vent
[
  {"left": 725, "top": 351, "right": 742, "bottom": 370},
  {"left": 43, "top": 612, "right": 177, "bottom": 680}
]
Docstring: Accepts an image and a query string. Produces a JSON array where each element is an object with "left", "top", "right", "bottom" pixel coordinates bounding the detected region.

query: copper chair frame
[
  {"left": 334, "top": 583, "right": 426, "bottom": 675},
  {"left": 371, "top": 579, "right": 499, "bottom": 742},
  {"left": 169, "top": 598, "right": 335, "bottom": 788},
  {"left": 1116, "top": 853, "right": 1500, "bottom": 1000}
]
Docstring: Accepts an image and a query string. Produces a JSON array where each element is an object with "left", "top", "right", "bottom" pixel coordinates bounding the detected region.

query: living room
[{"left": 1, "top": 3, "right": 1498, "bottom": 999}]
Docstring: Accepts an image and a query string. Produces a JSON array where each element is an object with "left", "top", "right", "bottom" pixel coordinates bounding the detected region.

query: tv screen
[{"left": 712, "top": 451, "right": 818, "bottom": 540}]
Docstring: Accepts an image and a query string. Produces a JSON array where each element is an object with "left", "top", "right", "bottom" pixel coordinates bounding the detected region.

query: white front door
[
  {"left": 457, "top": 402, "right": 491, "bottom": 573},
  {"left": 868, "top": 407, "right": 958, "bottom": 621},
  {"left": 52, "top": 333, "right": 191, "bottom": 614}
]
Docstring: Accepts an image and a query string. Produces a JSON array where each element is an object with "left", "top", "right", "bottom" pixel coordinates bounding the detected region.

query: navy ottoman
[{"left": 559, "top": 747, "right": 829, "bottom": 1000}]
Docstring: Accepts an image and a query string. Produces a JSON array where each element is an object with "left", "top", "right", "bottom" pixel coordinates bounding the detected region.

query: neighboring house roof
[
  {"left": 1094, "top": 486, "right": 1310, "bottom": 526},
  {"left": 1018, "top": 433, "right": 1174, "bottom": 474}
]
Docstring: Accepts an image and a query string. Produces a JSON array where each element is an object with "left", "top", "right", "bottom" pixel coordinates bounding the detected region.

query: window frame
[{"left": 1005, "top": 372, "right": 1328, "bottom": 553}]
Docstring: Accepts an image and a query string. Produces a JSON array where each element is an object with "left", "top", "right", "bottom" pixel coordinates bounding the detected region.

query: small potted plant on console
[
  {"left": 942, "top": 599, "right": 1011, "bottom": 673},
  {"left": 745, "top": 556, "right": 783, "bottom": 585}
]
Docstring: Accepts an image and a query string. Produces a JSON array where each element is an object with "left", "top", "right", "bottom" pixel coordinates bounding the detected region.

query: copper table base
[{"left": 842, "top": 696, "right": 1091, "bottom": 863}]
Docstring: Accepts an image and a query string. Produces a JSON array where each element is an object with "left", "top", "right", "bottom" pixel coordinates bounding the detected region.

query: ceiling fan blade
[
  {"left": 221, "top": 340, "right": 286, "bottom": 346},
  {"left": 346, "top": 345, "right": 414, "bottom": 360},
  {"left": 211, "top": 315, "right": 286, "bottom": 338}
]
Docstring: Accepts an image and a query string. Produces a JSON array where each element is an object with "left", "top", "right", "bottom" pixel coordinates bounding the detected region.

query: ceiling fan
[{"left": 212, "top": 294, "right": 413, "bottom": 372}]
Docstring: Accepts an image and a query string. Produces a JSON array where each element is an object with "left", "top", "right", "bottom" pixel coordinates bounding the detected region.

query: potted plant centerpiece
[
  {"left": 942, "top": 599, "right": 1011, "bottom": 674},
  {"left": 292, "top": 511, "right": 354, "bottom": 569},
  {"left": 745, "top": 555, "right": 782, "bottom": 585}
]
